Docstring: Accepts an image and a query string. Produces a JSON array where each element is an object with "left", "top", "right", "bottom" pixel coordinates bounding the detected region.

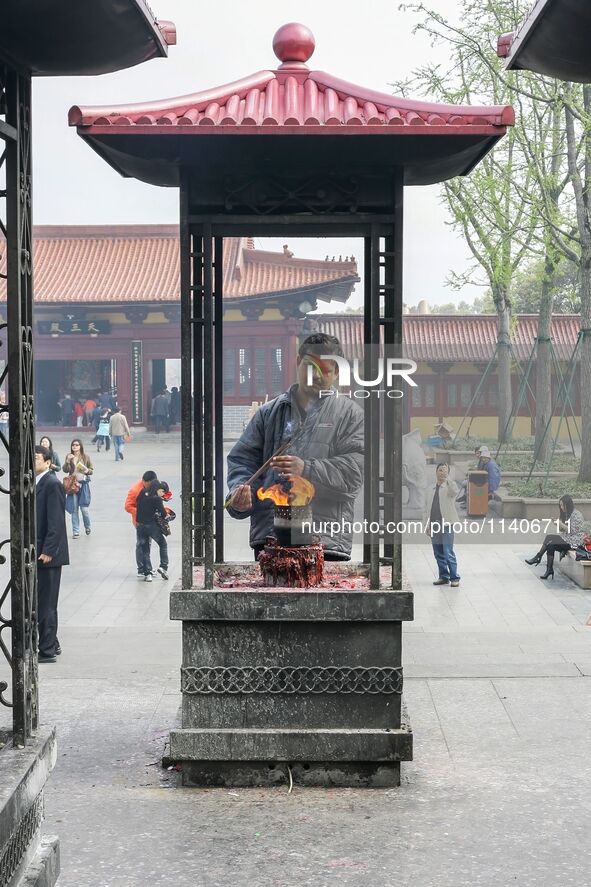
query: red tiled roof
[
  {"left": 67, "top": 23, "right": 514, "bottom": 189},
  {"left": 70, "top": 23, "right": 513, "bottom": 131},
  {"left": 0, "top": 226, "right": 358, "bottom": 305},
  {"left": 313, "top": 314, "right": 581, "bottom": 362}
]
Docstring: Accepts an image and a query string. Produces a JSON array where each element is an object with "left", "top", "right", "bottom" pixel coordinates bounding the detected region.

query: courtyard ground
[{"left": 3, "top": 431, "right": 591, "bottom": 886}]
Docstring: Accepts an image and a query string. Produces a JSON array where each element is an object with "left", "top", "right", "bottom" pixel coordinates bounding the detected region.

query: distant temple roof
[
  {"left": 68, "top": 22, "right": 514, "bottom": 187},
  {"left": 313, "top": 313, "right": 581, "bottom": 363},
  {"left": 0, "top": 226, "right": 358, "bottom": 305}
]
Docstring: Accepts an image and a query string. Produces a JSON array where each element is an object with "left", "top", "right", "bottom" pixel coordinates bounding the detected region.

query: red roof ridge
[
  {"left": 308, "top": 71, "right": 514, "bottom": 125},
  {"left": 244, "top": 249, "right": 357, "bottom": 270},
  {"left": 32, "top": 224, "right": 179, "bottom": 239},
  {"left": 68, "top": 71, "right": 276, "bottom": 126},
  {"left": 69, "top": 67, "right": 514, "bottom": 128}
]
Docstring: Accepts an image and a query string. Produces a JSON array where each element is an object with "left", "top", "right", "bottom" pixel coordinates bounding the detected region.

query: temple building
[
  {"left": 313, "top": 312, "right": 582, "bottom": 440},
  {"left": 0, "top": 225, "right": 580, "bottom": 438},
  {"left": 0, "top": 226, "right": 358, "bottom": 429}
]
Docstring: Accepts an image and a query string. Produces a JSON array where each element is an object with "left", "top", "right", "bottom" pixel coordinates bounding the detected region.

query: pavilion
[{"left": 67, "top": 22, "right": 514, "bottom": 786}]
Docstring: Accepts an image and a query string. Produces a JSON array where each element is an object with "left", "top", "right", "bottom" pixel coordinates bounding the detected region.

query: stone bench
[{"left": 557, "top": 550, "right": 591, "bottom": 589}]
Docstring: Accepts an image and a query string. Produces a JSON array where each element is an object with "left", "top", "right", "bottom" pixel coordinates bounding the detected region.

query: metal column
[
  {"left": 363, "top": 225, "right": 381, "bottom": 588},
  {"left": 0, "top": 64, "right": 38, "bottom": 745},
  {"left": 180, "top": 197, "right": 217, "bottom": 588},
  {"left": 213, "top": 236, "right": 224, "bottom": 565},
  {"left": 382, "top": 173, "right": 403, "bottom": 589}
]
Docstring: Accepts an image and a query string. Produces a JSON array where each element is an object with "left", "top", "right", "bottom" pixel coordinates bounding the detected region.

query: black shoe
[
  {"left": 39, "top": 653, "right": 56, "bottom": 663},
  {"left": 525, "top": 556, "right": 542, "bottom": 565},
  {"left": 85, "top": 528, "right": 91, "bottom": 535},
  {"left": 55, "top": 644, "right": 62, "bottom": 656},
  {"left": 433, "top": 579, "right": 449, "bottom": 586},
  {"left": 540, "top": 569, "right": 554, "bottom": 580}
]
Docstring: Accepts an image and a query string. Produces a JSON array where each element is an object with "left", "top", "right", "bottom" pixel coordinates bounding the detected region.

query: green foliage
[
  {"left": 449, "top": 435, "right": 538, "bottom": 451},
  {"left": 506, "top": 480, "right": 591, "bottom": 500},
  {"left": 428, "top": 297, "right": 490, "bottom": 314},
  {"left": 483, "top": 257, "right": 580, "bottom": 314},
  {"left": 500, "top": 453, "right": 579, "bottom": 472}
]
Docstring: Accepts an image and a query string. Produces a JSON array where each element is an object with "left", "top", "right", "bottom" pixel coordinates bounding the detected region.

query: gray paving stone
[{"left": 3, "top": 434, "right": 591, "bottom": 885}]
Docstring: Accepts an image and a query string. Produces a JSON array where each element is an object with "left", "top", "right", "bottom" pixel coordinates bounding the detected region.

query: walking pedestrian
[
  {"left": 84, "top": 396, "right": 97, "bottom": 427},
  {"left": 424, "top": 462, "right": 461, "bottom": 587},
  {"left": 96, "top": 408, "right": 112, "bottom": 452},
  {"left": 39, "top": 436, "right": 61, "bottom": 473},
  {"left": 62, "top": 439, "right": 93, "bottom": 538},
  {"left": 151, "top": 391, "right": 170, "bottom": 434},
  {"left": 125, "top": 470, "right": 158, "bottom": 577},
  {"left": 73, "top": 399, "right": 84, "bottom": 427},
  {"left": 35, "top": 444, "right": 69, "bottom": 662},
  {"left": 136, "top": 479, "right": 170, "bottom": 581},
  {"left": 525, "top": 495, "right": 585, "bottom": 580},
  {"left": 109, "top": 406, "right": 131, "bottom": 461}
]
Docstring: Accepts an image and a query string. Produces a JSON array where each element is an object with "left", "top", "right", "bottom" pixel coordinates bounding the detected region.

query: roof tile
[{"left": 0, "top": 227, "right": 357, "bottom": 305}]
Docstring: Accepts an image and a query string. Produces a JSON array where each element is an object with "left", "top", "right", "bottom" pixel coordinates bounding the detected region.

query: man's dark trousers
[{"left": 38, "top": 566, "right": 62, "bottom": 657}]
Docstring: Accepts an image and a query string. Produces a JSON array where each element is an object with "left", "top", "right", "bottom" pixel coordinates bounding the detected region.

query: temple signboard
[{"left": 131, "top": 340, "right": 143, "bottom": 424}]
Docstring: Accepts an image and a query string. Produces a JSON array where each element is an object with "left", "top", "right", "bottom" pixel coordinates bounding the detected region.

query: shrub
[{"left": 505, "top": 479, "right": 591, "bottom": 499}]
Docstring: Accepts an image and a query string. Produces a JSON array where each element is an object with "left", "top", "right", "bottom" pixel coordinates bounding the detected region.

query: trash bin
[{"left": 467, "top": 470, "right": 489, "bottom": 517}]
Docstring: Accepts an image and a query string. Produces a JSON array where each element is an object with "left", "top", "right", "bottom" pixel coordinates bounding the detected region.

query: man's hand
[
  {"left": 271, "top": 455, "right": 305, "bottom": 477},
  {"left": 39, "top": 553, "right": 53, "bottom": 564},
  {"left": 230, "top": 484, "right": 252, "bottom": 512}
]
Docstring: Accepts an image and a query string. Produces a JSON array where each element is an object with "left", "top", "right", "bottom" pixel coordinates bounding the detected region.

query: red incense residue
[{"left": 258, "top": 537, "right": 324, "bottom": 588}]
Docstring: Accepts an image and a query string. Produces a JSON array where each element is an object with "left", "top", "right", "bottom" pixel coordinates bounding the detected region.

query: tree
[
  {"left": 397, "top": 0, "right": 544, "bottom": 441},
  {"left": 399, "top": 0, "right": 583, "bottom": 465},
  {"left": 426, "top": 298, "right": 491, "bottom": 314},
  {"left": 497, "top": 257, "right": 579, "bottom": 314}
]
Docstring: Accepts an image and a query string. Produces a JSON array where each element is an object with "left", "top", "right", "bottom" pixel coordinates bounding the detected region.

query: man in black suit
[{"left": 35, "top": 444, "right": 69, "bottom": 663}]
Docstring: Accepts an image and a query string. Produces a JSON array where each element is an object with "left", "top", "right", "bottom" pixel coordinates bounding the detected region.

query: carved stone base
[
  {"left": 0, "top": 731, "right": 59, "bottom": 887},
  {"left": 169, "top": 581, "right": 414, "bottom": 786}
]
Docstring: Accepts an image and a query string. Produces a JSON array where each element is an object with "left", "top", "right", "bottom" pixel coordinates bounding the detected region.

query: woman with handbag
[{"left": 62, "top": 439, "right": 94, "bottom": 538}]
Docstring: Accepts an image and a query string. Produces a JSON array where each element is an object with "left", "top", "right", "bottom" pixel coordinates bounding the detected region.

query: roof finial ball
[{"left": 273, "top": 23, "right": 315, "bottom": 68}]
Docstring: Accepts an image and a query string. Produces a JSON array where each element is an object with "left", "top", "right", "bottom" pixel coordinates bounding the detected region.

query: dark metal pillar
[
  {"left": 180, "top": 195, "right": 218, "bottom": 588},
  {"left": 202, "top": 226, "right": 214, "bottom": 588},
  {"left": 214, "top": 236, "right": 224, "bottom": 565},
  {"left": 382, "top": 172, "right": 404, "bottom": 588},
  {"left": 363, "top": 225, "right": 381, "bottom": 588},
  {"left": 180, "top": 181, "right": 193, "bottom": 589},
  {"left": 0, "top": 63, "right": 38, "bottom": 745}
]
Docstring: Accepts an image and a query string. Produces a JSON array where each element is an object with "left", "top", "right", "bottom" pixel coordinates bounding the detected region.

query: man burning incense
[{"left": 226, "top": 334, "right": 364, "bottom": 560}]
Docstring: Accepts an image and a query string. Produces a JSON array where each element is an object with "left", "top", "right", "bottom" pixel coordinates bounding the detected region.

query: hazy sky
[{"left": 32, "top": 0, "right": 484, "bottom": 310}]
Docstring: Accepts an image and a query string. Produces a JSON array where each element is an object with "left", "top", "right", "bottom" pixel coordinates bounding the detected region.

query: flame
[{"left": 257, "top": 476, "right": 315, "bottom": 506}]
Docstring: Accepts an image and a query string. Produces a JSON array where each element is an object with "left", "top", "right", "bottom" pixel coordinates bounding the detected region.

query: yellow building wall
[{"left": 409, "top": 415, "right": 576, "bottom": 441}]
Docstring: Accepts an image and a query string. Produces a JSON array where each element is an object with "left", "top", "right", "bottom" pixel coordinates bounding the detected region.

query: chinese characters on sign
[
  {"left": 131, "top": 340, "right": 143, "bottom": 424},
  {"left": 37, "top": 320, "right": 111, "bottom": 335}
]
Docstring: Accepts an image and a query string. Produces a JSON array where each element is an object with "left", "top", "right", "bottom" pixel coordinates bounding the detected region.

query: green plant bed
[
  {"left": 505, "top": 479, "right": 591, "bottom": 499},
  {"left": 449, "top": 436, "right": 538, "bottom": 452},
  {"left": 499, "top": 453, "right": 580, "bottom": 472}
]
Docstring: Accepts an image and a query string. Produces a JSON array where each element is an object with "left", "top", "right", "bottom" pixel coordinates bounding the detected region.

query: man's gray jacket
[{"left": 226, "top": 386, "right": 364, "bottom": 559}]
